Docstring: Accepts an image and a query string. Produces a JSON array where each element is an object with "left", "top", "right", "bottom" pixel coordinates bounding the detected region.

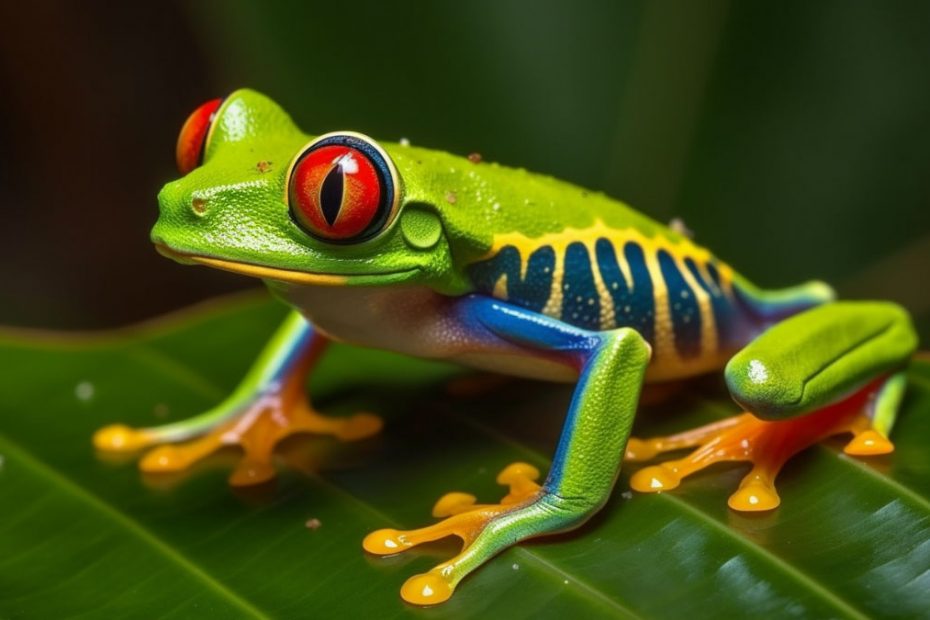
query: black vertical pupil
[{"left": 320, "top": 162, "right": 345, "bottom": 226}]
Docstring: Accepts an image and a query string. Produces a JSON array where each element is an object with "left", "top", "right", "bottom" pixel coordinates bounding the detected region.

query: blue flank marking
[
  {"left": 467, "top": 245, "right": 555, "bottom": 313},
  {"left": 685, "top": 257, "right": 732, "bottom": 350},
  {"left": 657, "top": 250, "right": 702, "bottom": 358},
  {"left": 595, "top": 239, "right": 655, "bottom": 345},
  {"left": 561, "top": 242, "right": 601, "bottom": 330}
]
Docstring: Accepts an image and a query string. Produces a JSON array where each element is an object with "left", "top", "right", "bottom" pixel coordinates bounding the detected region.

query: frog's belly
[
  {"left": 269, "top": 283, "right": 578, "bottom": 382},
  {"left": 269, "top": 282, "right": 728, "bottom": 383}
]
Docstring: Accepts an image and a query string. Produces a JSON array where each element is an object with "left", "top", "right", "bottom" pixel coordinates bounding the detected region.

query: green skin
[
  {"left": 154, "top": 91, "right": 676, "bottom": 294},
  {"left": 138, "top": 89, "right": 917, "bottom": 603}
]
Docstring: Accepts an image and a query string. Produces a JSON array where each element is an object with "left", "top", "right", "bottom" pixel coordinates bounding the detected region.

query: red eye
[
  {"left": 288, "top": 134, "right": 397, "bottom": 243},
  {"left": 175, "top": 98, "right": 223, "bottom": 174}
]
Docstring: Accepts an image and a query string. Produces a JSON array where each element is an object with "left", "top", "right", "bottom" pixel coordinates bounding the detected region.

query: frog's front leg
[
  {"left": 630, "top": 301, "right": 917, "bottom": 511},
  {"left": 93, "top": 311, "right": 381, "bottom": 485},
  {"left": 363, "top": 296, "right": 651, "bottom": 605}
]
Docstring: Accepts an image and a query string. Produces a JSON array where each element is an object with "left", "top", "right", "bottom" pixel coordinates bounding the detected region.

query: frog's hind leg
[
  {"left": 93, "top": 311, "right": 381, "bottom": 485},
  {"left": 363, "top": 296, "right": 651, "bottom": 605},
  {"left": 631, "top": 302, "right": 917, "bottom": 511}
]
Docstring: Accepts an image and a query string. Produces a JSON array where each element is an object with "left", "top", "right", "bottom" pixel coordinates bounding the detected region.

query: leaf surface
[{"left": 1, "top": 292, "right": 928, "bottom": 619}]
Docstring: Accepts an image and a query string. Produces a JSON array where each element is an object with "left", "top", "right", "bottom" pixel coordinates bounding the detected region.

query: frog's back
[{"left": 390, "top": 144, "right": 831, "bottom": 381}]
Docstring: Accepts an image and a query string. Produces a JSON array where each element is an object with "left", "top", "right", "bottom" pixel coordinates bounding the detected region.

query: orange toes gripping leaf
[
  {"left": 96, "top": 404, "right": 383, "bottom": 487},
  {"left": 363, "top": 461, "right": 543, "bottom": 605},
  {"left": 628, "top": 389, "right": 894, "bottom": 512}
]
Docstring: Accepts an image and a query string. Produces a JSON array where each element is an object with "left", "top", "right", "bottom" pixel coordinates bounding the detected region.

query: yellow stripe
[
  {"left": 643, "top": 248, "right": 674, "bottom": 362},
  {"left": 189, "top": 257, "right": 352, "bottom": 285},
  {"left": 492, "top": 273, "right": 509, "bottom": 300},
  {"left": 587, "top": 241, "right": 616, "bottom": 330},
  {"left": 542, "top": 251, "right": 564, "bottom": 318}
]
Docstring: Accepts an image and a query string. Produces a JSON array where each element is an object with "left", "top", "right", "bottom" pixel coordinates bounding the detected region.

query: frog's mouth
[{"left": 154, "top": 243, "right": 419, "bottom": 286}]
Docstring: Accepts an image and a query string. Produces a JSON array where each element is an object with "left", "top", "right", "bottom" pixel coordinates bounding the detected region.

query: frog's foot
[
  {"left": 363, "top": 462, "right": 546, "bottom": 605},
  {"left": 94, "top": 396, "right": 381, "bottom": 486},
  {"left": 629, "top": 390, "right": 893, "bottom": 511},
  {"left": 624, "top": 415, "right": 743, "bottom": 462},
  {"left": 842, "top": 413, "right": 895, "bottom": 456}
]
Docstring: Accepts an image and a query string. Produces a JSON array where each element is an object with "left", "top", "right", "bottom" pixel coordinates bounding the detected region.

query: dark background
[{"left": 2, "top": 1, "right": 928, "bottom": 337}]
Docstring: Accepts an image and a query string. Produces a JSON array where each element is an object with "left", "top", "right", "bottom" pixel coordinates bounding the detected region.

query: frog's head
[{"left": 153, "top": 89, "right": 466, "bottom": 293}]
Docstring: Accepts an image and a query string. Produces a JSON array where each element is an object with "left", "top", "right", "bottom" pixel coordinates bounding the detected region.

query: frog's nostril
[{"left": 191, "top": 197, "right": 208, "bottom": 215}]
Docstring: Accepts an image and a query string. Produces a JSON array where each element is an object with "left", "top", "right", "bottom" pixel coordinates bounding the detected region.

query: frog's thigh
[{"left": 725, "top": 301, "right": 917, "bottom": 419}]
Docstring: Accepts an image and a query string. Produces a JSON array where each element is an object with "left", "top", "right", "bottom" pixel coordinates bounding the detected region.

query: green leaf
[{"left": 1, "top": 292, "right": 928, "bottom": 618}]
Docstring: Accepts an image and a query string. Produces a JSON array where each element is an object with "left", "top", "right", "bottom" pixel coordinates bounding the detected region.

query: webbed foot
[
  {"left": 363, "top": 462, "right": 546, "bottom": 605},
  {"left": 95, "top": 393, "right": 381, "bottom": 486},
  {"left": 94, "top": 311, "right": 382, "bottom": 485},
  {"left": 628, "top": 385, "right": 893, "bottom": 511}
]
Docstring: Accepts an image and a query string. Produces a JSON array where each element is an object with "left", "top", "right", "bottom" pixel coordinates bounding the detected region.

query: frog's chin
[{"left": 153, "top": 243, "right": 420, "bottom": 287}]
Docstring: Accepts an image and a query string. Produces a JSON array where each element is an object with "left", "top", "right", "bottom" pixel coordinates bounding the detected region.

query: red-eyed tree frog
[{"left": 94, "top": 90, "right": 918, "bottom": 606}]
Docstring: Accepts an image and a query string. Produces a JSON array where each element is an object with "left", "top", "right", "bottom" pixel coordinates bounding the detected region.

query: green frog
[{"left": 95, "top": 89, "right": 918, "bottom": 605}]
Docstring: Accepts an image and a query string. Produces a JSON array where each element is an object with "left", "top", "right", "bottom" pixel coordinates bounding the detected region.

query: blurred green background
[{"left": 1, "top": 1, "right": 928, "bottom": 336}]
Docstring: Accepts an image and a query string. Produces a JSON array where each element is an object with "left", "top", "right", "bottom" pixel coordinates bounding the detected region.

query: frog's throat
[{"left": 154, "top": 244, "right": 418, "bottom": 287}]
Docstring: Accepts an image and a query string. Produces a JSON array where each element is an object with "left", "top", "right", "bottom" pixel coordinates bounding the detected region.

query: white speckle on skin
[
  {"left": 748, "top": 359, "right": 769, "bottom": 384},
  {"left": 563, "top": 579, "right": 570, "bottom": 585},
  {"left": 75, "top": 382, "right": 95, "bottom": 401},
  {"left": 399, "top": 137, "right": 410, "bottom": 146},
  {"left": 512, "top": 563, "right": 520, "bottom": 570}
]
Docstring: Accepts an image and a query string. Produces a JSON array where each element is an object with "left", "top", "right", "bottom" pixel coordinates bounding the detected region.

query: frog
[{"left": 94, "top": 89, "right": 918, "bottom": 606}]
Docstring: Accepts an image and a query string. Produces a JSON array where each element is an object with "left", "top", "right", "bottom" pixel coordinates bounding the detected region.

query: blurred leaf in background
[{"left": 0, "top": 0, "right": 927, "bottom": 334}]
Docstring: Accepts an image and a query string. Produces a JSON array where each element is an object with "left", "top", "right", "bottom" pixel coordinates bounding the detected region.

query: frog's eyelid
[
  {"left": 176, "top": 97, "right": 224, "bottom": 174},
  {"left": 200, "top": 96, "right": 228, "bottom": 164}
]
